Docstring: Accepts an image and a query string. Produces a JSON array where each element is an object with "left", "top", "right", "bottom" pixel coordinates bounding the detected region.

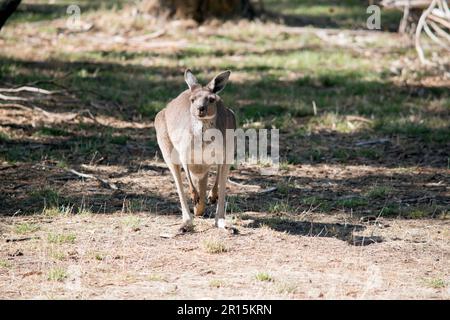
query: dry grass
[
  {"left": 0, "top": 212, "right": 447, "bottom": 299},
  {"left": 203, "top": 239, "right": 229, "bottom": 254}
]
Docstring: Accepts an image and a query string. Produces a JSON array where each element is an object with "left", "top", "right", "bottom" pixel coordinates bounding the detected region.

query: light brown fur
[{"left": 155, "top": 70, "right": 236, "bottom": 233}]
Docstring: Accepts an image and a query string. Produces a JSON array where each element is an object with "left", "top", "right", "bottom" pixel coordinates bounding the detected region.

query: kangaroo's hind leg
[
  {"left": 215, "top": 164, "right": 230, "bottom": 229},
  {"left": 155, "top": 112, "right": 193, "bottom": 232},
  {"left": 208, "top": 165, "right": 219, "bottom": 205},
  {"left": 193, "top": 174, "right": 207, "bottom": 217}
]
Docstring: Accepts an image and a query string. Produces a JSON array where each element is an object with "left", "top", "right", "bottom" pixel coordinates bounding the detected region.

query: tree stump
[{"left": 142, "top": 0, "right": 256, "bottom": 22}]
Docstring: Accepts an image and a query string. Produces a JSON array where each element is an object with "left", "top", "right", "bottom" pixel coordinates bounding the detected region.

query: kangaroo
[{"left": 155, "top": 69, "right": 236, "bottom": 234}]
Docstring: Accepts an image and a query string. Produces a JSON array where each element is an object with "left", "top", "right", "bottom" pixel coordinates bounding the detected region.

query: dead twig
[
  {"left": 132, "top": 29, "right": 166, "bottom": 41},
  {"left": 0, "top": 103, "right": 100, "bottom": 124},
  {"left": 0, "top": 86, "right": 54, "bottom": 95},
  {"left": 345, "top": 115, "right": 373, "bottom": 123},
  {"left": 6, "top": 236, "right": 39, "bottom": 243},
  {"left": 18, "top": 71, "right": 74, "bottom": 90},
  {"left": 227, "top": 178, "right": 260, "bottom": 189},
  {"left": 227, "top": 178, "right": 277, "bottom": 194},
  {"left": 67, "top": 168, "right": 118, "bottom": 190},
  {"left": 258, "top": 186, "right": 278, "bottom": 194},
  {"left": 0, "top": 103, "right": 33, "bottom": 111},
  {"left": 355, "top": 138, "right": 390, "bottom": 146},
  {"left": 0, "top": 93, "right": 28, "bottom": 101}
]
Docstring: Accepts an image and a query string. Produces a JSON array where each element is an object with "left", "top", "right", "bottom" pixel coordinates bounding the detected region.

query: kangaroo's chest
[{"left": 179, "top": 119, "right": 224, "bottom": 166}]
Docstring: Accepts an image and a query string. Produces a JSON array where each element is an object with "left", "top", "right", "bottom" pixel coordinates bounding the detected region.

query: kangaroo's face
[
  {"left": 184, "top": 69, "right": 231, "bottom": 120},
  {"left": 189, "top": 88, "right": 218, "bottom": 119}
]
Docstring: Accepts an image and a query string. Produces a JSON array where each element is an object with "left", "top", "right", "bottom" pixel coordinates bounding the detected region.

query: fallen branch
[
  {"left": 132, "top": 29, "right": 166, "bottom": 42},
  {"left": 0, "top": 103, "right": 100, "bottom": 124},
  {"left": 0, "top": 103, "right": 33, "bottom": 112},
  {"left": 227, "top": 178, "right": 277, "bottom": 194},
  {"left": 73, "top": 109, "right": 101, "bottom": 125},
  {"left": 428, "top": 11, "right": 450, "bottom": 28},
  {"left": 0, "top": 93, "right": 28, "bottom": 101},
  {"left": 6, "top": 237, "right": 39, "bottom": 243},
  {"left": 67, "top": 168, "right": 118, "bottom": 190},
  {"left": 258, "top": 186, "right": 278, "bottom": 194},
  {"left": 428, "top": 20, "right": 450, "bottom": 42},
  {"left": 0, "top": 86, "right": 54, "bottom": 95},
  {"left": 400, "top": 195, "right": 435, "bottom": 203},
  {"left": 423, "top": 20, "right": 450, "bottom": 50},
  {"left": 227, "top": 178, "right": 260, "bottom": 189},
  {"left": 346, "top": 115, "right": 373, "bottom": 123},
  {"left": 355, "top": 138, "right": 390, "bottom": 146},
  {"left": 19, "top": 72, "right": 73, "bottom": 90}
]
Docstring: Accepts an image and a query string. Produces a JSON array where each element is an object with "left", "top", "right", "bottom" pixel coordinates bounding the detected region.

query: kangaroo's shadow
[{"left": 242, "top": 215, "right": 382, "bottom": 246}]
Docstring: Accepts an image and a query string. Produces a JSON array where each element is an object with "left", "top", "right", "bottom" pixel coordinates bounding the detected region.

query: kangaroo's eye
[
  {"left": 190, "top": 98, "right": 195, "bottom": 103},
  {"left": 208, "top": 96, "right": 216, "bottom": 103}
]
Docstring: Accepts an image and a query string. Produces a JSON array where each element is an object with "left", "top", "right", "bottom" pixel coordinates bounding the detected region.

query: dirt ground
[
  {"left": 0, "top": 210, "right": 448, "bottom": 299},
  {"left": 0, "top": 1, "right": 449, "bottom": 299},
  {"left": 0, "top": 162, "right": 448, "bottom": 299}
]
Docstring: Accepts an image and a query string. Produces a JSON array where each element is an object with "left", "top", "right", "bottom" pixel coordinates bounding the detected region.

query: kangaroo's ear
[
  {"left": 207, "top": 70, "right": 231, "bottom": 94},
  {"left": 184, "top": 69, "right": 199, "bottom": 90}
]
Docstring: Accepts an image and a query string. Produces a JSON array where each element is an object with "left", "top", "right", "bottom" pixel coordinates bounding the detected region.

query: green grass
[
  {"left": 404, "top": 207, "right": 432, "bottom": 219},
  {"left": 255, "top": 272, "right": 274, "bottom": 282},
  {"left": 380, "top": 204, "right": 402, "bottom": 217},
  {"left": 379, "top": 204, "right": 440, "bottom": 218},
  {"left": 276, "top": 282, "right": 298, "bottom": 294},
  {"left": 47, "top": 267, "right": 68, "bottom": 282},
  {"left": 110, "top": 135, "right": 129, "bottom": 145},
  {"left": 122, "top": 216, "right": 141, "bottom": 231},
  {"left": 31, "top": 188, "right": 61, "bottom": 207},
  {"left": 366, "top": 186, "right": 392, "bottom": 199},
  {"left": 336, "top": 197, "right": 368, "bottom": 208},
  {"left": 276, "top": 181, "right": 296, "bottom": 195},
  {"left": 50, "top": 251, "right": 66, "bottom": 261},
  {"left": 278, "top": 161, "right": 291, "bottom": 171},
  {"left": 268, "top": 200, "right": 294, "bottom": 214},
  {"left": 47, "top": 233, "right": 76, "bottom": 244},
  {"left": 302, "top": 196, "right": 332, "bottom": 212},
  {"left": 424, "top": 278, "right": 447, "bottom": 289},
  {"left": 0, "top": 260, "right": 12, "bottom": 269},
  {"left": 374, "top": 118, "right": 450, "bottom": 144},
  {"left": 0, "top": 131, "right": 10, "bottom": 142},
  {"left": 227, "top": 196, "right": 244, "bottom": 214},
  {"left": 122, "top": 198, "right": 150, "bottom": 214},
  {"left": 14, "top": 223, "right": 40, "bottom": 234},
  {"left": 42, "top": 205, "right": 74, "bottom": 217}
]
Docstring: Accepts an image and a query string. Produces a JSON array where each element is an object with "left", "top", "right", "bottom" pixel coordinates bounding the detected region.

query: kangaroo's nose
[{"left": 198, "top": 106, "right": 206, "bottom": 113}]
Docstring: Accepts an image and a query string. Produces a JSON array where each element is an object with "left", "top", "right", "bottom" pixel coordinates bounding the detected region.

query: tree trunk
[
  {"left": 0, "top": 0, "right": 21, "bottom": 31},
  {"left": 143, "top": 0, "right": 256, "bottom": 22}
]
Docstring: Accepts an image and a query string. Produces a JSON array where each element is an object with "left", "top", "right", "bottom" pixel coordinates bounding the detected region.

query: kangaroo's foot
[
  {"left": 177, "top": 220, "right": 194, "bottom": 235},
  {"left": 215, "top": 218, "right": 239, "bottom": 235}
]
